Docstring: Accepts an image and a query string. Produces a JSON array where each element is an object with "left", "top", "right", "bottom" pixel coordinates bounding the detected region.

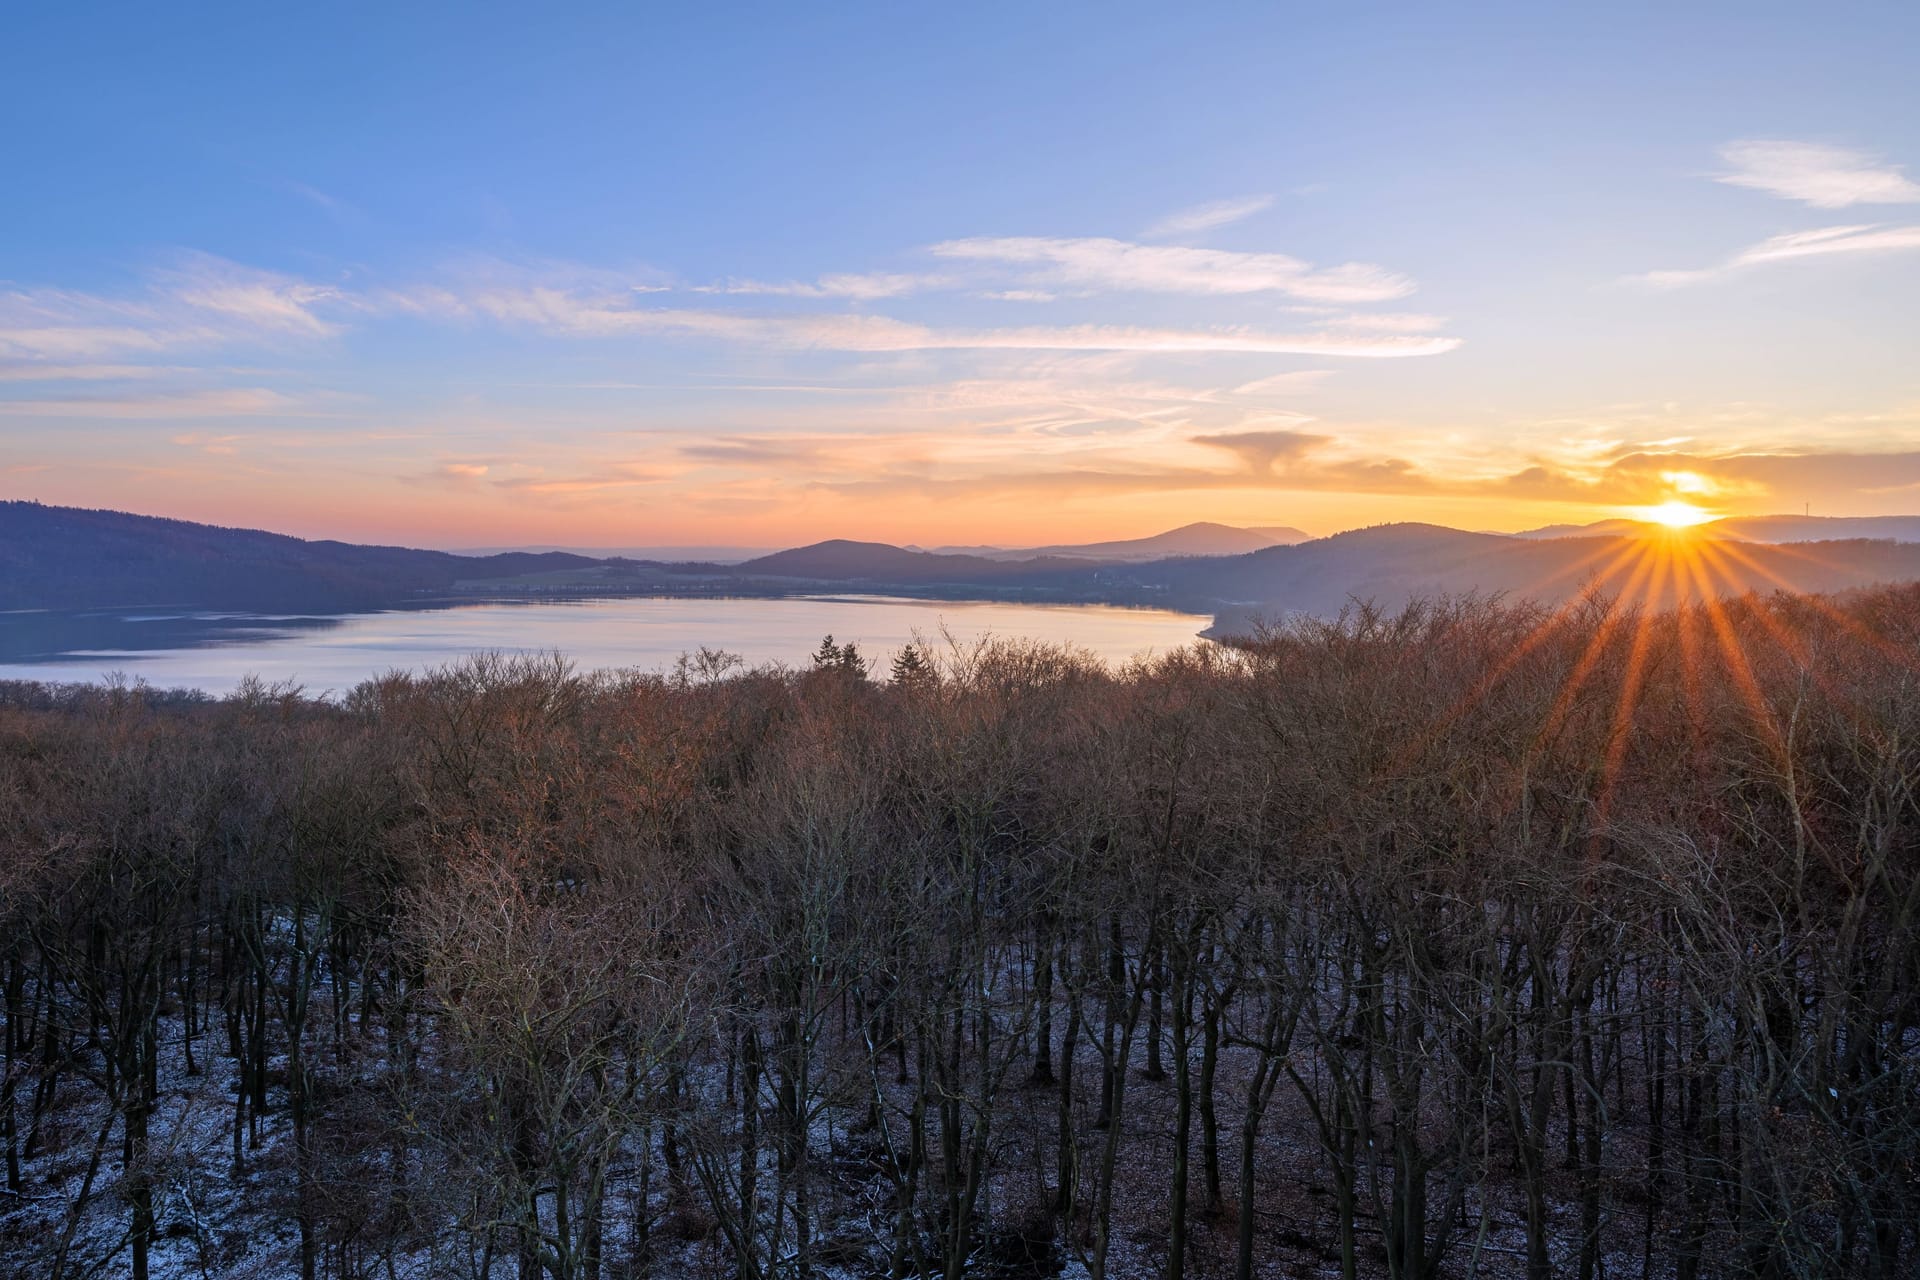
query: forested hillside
[
  {"left": 0, "top": 501, "right": 598, "bottom": 611},
  {"left": 17, "top": 501, "right": 1920, "bottom": 628},
  {"left": 1156, "top": 524, "right": 1920, "bottom": 626},
  {"left": 2, "top": 586, "right": 1917, "bottom": 1279}
]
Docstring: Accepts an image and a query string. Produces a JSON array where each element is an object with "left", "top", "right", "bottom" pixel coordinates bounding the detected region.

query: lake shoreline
[{"left": 0, "top": 594, "right": 1216, "bottom": 695}]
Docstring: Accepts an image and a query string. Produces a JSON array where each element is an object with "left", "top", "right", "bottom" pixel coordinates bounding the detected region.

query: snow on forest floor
[
  {"left": 2, "top": 994, "right": 1690, "bottom": 1280},
  {"left": 2, "top": 1028, "right": 306, "bottom": 1278}
]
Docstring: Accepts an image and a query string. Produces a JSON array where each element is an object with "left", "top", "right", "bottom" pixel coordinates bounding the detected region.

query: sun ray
[
  {"left": 1592, "top": 547, "right": 1672, "bottom": 828},
  {"left": 1374, "top": 596, "right": 1583, "bottom": 781},
  {"left": 1531, "top": 546, "right": 1663, "bottom": 758},
  {"left": 1367, "top": 536, "right": 1668, "bottom": 787},
  {"left": 1707, "top": 536, "right": 1920, "bottom": 678},
  {"left": 1510, "top": 533, "right": 1653, "bottom": 603},
  {"left": 1692, "top": 540, "right": 1867, "bottom": 707},
  {"left": 1671, "top": 540, "right": 1789, "bottom": 760},
  {"left": 1674, "top": 587, "right": 1712, "bottom": 771},
  {"left": 1694, "top": 541, "right": 1815, "bottom": 662},
  {"left": 1703, "top": 537, "right": 1819, "bottom": 604}
]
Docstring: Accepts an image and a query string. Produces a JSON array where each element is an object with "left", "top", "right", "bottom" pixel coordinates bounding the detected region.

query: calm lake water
[{"left": 0, "top": 595, "right": 1213, "bottom": 696}]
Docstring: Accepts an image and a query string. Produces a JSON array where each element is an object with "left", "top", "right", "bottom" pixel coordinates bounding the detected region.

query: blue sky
[{"left": 3, "top": 2, "right": 1918, "bottom": 546}]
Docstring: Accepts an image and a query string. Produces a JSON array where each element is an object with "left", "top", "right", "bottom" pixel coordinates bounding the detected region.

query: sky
[{"left": 2, "top": 2, "right": 1918, "bottom": 549}]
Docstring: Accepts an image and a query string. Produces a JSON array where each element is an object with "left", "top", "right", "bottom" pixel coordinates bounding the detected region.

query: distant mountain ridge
[
  {"left": 737, "top": 539, "right": 1099, "bottom": 584},
  {"left": 0, "top": 501, "right": 600, "bottom": 612},
  {"left": 1164, "top": 522, "right": 1920, "bottom": 637},
  {"left": 1516, "top": 513, "right": 1920, "bottom": 543},
  {"left": 455, "top": 544, "right": 774, "bottom": 563},
  {"left": 10, "top": 503, "right": 1920, "bottom": 638},
  {"left": 923, "top": 521, "right": 1310, "bottom": 562}
]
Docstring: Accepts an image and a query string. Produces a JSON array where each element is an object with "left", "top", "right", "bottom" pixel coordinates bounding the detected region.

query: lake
[{"left": 0, "top": 595, "right": 1214, "bottom": 696}]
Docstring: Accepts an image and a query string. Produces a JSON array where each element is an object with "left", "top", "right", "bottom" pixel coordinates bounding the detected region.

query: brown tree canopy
[{"left": 2, "top": 587, "right": 1917, "bottom": 1280}]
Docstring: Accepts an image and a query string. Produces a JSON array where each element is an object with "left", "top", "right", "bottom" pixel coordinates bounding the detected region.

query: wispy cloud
[
  {"left": 156, "top": 252, "right": 343, "bottom": 336},
  {"left": 1142, "top": 194, "right": 1275, "bottom": 238},
  {"left": 2, "top": 235, "right": 1443, "bottom": 377},
  {"left": 810, "top": 429, "right": 1920, "bottom": 513},
  {"left": 0, "top": 387, "right": 303, "bottom": 418},
  {"left": 925, "top": 325, "right": 1454, "bottom": 357},
  {"left": 433, "top": 283, "right": 1458, "bottom": 356},
  {"left": 680, "top": 436, "right": 839, "bottom": 466},
  {"left": 377, "top": 255, "right": 674, "bottom": 318},
  {"left": 0, "top": 362, "right": 178, "bottom": 383},
  {"left": 1717, "top": 140, "right": 1920, "bottom": 208},
  {"left": 812, "top": 438, "right": 1444, "bottom": 505},
  {"left": 695, "top": 272, "right": 946, "bottom": 300},
  {"left": 1636, "top": 223, "right": 1920, "bottom": 286},
  {"left": 275, "top": 180, "right": 370, "bottom": 228},
  {"left": 0, "top": 288, "right": 197, "bottom": 360},
  {"left": 1492, "top": 447, "right": 1920, "bottom": 508},
  {"left": 1232, "top": 370, "right": 1334, "bottom": 396},
  {"left": 1733, "top": 224, "right": 1920, "bottom": 265},
  {"left": 400, "top": 460, "right": 496, "bottom": 489},
  {"left": 490, "top": 461, "right": 674, "bottom": 497},
  {"left": 976, "top": 289, "right": 1056, "bottom": 302},
  {"left": 927, "top": 236, "right": 1415, "bottom": 302},
  {"left": 1190, "top": 428, "right": 1329, "bottom": 474},
  {"left": 170, "top": 432, "right": 247, "bottom": 454},
  {"left": 1316, "top": 311, "right": 1447, "bottom": 333},
  {"left": 0, "top": 253, "right": 349, "bottom": 361}
]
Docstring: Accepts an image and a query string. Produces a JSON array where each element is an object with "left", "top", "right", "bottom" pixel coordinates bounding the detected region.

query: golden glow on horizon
[
  {"left": 1638, "top": 499, "right": 1716, "bottom": 529},
  {"left": 6, "top": 443, "right": 1897, "bottom": 550}
]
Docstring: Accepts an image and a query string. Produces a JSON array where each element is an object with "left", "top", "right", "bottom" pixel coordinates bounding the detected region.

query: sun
[{"left": 1640, "top": 499, "right": 1715, "bottom": 529}]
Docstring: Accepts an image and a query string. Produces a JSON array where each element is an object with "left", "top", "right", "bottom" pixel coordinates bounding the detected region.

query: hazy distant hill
[
  {"left": 737, "top": 523, "right": 1920, "bottom": 628},
  {"left": 1516, "top": 514, "right": 1920, "bottom": 543},
  {"left": 1510, "top": 519, "right": 1650, "bottom": 540},
  {"left": 0, "top": 501, "right": 601, "bottom": 611},
  {"left": 1168, "top": 524, "right": 1920, "bottom": 636},
  {"left": 11, "top": 503, "right": 1920, "bottom": 631},
  {"left": 456, "top": 544, "right": 774, "bottom": 563},
  {"left": 927, "top": 520, "right": 1309, "bottom": 562},
  {"left": 1714, "top": 515, "right": 1920, "bottom": 543},
  {"left": 1154, "top": 524, "right": 1524, "bottom": 620},
  {"left": 737, "top": 539, "right": 1099, "bottom": 586}
]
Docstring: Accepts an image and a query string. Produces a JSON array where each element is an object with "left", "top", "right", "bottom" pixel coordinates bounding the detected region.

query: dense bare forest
[{"left": 2, "top": 587, "right": 1917, "bottom": 1280}]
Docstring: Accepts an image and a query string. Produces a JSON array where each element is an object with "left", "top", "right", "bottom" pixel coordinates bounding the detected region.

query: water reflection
[
  {"left": 0, "top": 609, "right": 346, "bottom": 663},
  {"left": 0, "top": 596, "right": 1212, "bottom": 695}
]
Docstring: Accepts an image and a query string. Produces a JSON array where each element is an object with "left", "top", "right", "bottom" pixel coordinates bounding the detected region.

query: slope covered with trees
[
  {"left": 1178, "top": 525, "right": 1920, "bottom": 632},
  {"left": 14, "top": 502, "right": 1920, "bottom": 635},
  {"left": 3, "top": 583, "right": 1918, "bottom": 1279},
  {"left": 0, "top": 501, "right": 601, "bottom": 611},
  {"left": 929, "top": 523, "right": 1312, "bottom": 562}
]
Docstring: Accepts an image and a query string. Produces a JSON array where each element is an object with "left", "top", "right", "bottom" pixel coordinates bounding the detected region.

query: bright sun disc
[{"left": 1642, "top": 499, "right": 1713, "bottom": 529}]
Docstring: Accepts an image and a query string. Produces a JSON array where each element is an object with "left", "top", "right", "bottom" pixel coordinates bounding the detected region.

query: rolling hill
[
  {"left": 0, "top": 501, "right": 603, "bottom": 611},
  {"left": 10, "top": 503, "right": 1920, "bottom": 637},
  {"left": 927, "top": 521, "right": 1311, "bottom": 562},
  {"left": 1157, "top": 524, "right": 1920, "bottom": 637},
  {"left": 736, "top": 540, "right": 1100, "bottom": 586},
  {"left": 1516, "top": 513, "right": 1920, "bottom": 543}
]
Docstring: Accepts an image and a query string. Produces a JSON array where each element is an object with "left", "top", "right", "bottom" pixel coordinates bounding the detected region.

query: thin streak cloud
[
  {"left": 927, "top": 236, "right": 1415, "bottom": 302},
  {"left": 1636, "top": 223, "right": 1920, "bottom": 287},
  {"left": 1141, "top": 194, "right": 1275, "bottom": 238},
  {"left": 694, "top": 272, "right": 947, "bottom": 300},
  {"left": 443, "top": 288, "right": 1460, "bottom": 356},
  {"left": 0, "top": 388, "right": 303, "bottom": 418},
  {"left": 1717, "top": 140, "right": 1920, "bottom": 208}
]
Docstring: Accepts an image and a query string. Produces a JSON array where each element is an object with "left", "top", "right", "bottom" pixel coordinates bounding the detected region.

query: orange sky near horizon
[{"left": 1, "top": 455, "right": 1889, "bottom": 551}]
